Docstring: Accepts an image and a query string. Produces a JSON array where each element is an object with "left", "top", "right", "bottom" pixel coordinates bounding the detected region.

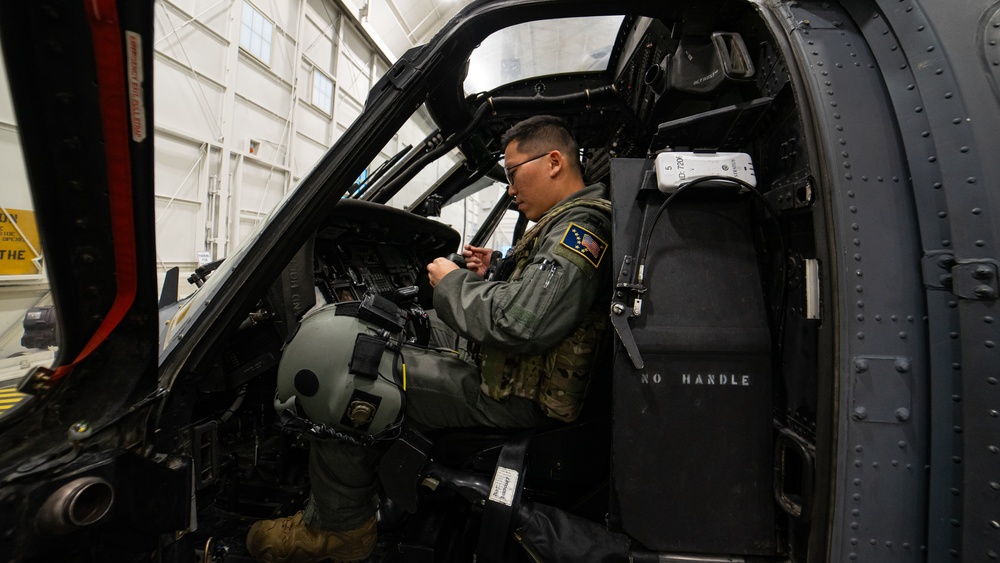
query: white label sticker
[
  {"left": 125, "top": 31, "right": 147, "bottom": 142},
  {"left": 488, "top": 466, "right": 519, "bottom": 506}
]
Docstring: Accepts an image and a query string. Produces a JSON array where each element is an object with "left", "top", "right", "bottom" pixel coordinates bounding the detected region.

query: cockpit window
[{"left": 463, "top": 16, "right": 625, "bottom": 95}]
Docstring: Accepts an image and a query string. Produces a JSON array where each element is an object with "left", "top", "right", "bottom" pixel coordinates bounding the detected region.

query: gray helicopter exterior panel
[
  {"left": 777, "top": 1, "right": 930, "bottom": 560},
  {"left": 842, "top": 2, "right": 968, "bottom": 560},
  {"left": 900, "top": 2, "right": 1000, "bottom": 560},
  {"left": 843, "top": 0, "right": 1000, "bottom": 560}
]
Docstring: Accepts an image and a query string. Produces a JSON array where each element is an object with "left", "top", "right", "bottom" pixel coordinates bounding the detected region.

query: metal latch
[
  {"left": 921, "top": 251, "right": 955, "bottom": 290},
  {"left": 611, "top": 255, "right": 646, "bottom": 369},
  {"left": 921, "top": 253, "right": 998, "bottom": 300},
  {"left": 17, "top": 365, "right": 56, "bottom": 395},
  {"left": 951, "top": 260, "right": 998, "bottom": 301}
]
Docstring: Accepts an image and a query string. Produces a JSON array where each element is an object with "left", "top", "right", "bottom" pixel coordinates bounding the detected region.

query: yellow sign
[
  {"left": 0, "top": 207, "right": 41, "bottom": 275},
  {"left": 0, "top": 386, "right": 29, "bottom": 416}
]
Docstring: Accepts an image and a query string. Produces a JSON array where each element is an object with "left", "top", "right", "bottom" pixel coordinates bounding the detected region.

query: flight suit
[{"left": 304, "top": 184, "right": 613, "bottom": 532}]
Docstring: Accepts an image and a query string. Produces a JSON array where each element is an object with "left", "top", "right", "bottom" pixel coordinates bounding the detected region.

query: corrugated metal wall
[
  {"left": 151, "top": 0, "right": 461, "bottom": 295},
  {"left": 0, "top": 0, "right": 480, "bottom": 359}
]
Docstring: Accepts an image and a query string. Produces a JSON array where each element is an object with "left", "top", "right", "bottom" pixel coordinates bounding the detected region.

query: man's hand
[
  {"left": 427, "top": 257, "right": 460, "bottom": 288},
  {"left": 462, "top": 244, "right": 493, "bottom": 277}
]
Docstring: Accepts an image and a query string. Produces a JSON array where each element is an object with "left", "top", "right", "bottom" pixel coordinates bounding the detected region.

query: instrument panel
[{"left": 311, "top": 199, "right": 462, "bottom": 307}]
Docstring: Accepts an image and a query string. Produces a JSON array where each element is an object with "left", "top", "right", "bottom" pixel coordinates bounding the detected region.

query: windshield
[{"left": 464, "top": 16, "right": 625, "bottom": 94}]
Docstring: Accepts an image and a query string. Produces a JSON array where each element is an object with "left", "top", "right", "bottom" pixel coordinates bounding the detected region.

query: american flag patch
[{"left": 559, "top": 223, "right": 607, "bottom": 268}]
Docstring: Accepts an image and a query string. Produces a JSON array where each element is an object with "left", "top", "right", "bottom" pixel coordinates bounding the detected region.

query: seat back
[{"left": 608, "top": 158, "right": 776, "bottom": 555}]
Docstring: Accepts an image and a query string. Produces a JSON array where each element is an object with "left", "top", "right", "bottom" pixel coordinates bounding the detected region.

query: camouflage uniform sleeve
[{"left": 433, "top": 206, "right": 611, "bottom": 355}]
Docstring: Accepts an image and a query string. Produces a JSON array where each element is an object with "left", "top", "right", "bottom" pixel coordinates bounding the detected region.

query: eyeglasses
[{"left": 503, "top": 152, "right": 550, "bottom": 186}]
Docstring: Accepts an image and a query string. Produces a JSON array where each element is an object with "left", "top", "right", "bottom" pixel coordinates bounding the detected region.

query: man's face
[{"left": 504, "top": 141, "right": 556, "bottom": 221}]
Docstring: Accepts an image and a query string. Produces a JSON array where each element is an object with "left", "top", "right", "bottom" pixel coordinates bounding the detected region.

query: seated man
[{"left": 246, "top": 115, "right": 612, "bottom": 563}]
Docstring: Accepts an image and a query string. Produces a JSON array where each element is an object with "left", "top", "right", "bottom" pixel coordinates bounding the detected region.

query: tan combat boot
[{"left": 245, "top": 511, "right": 376, "bottom": 563}]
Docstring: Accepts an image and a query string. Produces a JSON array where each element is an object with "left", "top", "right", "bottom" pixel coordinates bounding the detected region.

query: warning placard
[{"left": 0, "top": 208, "right": 41, "bottom": 275}]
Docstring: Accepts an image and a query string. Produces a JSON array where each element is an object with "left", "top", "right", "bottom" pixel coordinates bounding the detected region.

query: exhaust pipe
[{"left": 36, "top": 476, "right": 115, "bottom": 535}]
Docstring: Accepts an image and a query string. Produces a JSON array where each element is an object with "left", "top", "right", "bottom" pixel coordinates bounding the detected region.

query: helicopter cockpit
[{"left": 164, "top": 3, "right": 822, "bottom": 561}]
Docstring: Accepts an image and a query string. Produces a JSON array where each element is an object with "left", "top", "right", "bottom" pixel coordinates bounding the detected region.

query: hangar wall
[
  {"left": 0, "top": 0, "right": 487, "bottom": 361},
  {"left": 152, "top": 0, "right": 464, "bottom": 296}
]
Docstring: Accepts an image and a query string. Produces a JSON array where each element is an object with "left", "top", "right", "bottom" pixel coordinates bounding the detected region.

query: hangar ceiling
[{"left": 361, "top": 0, "right": 471, "bottom": 59}]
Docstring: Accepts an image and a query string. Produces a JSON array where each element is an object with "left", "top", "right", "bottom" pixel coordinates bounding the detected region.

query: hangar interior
[
  {"left": 0, "top": 0, "right": 486, "bottom": 368},
  {"left": 3, "top": 0, "right": 999, "bottom": 561}
]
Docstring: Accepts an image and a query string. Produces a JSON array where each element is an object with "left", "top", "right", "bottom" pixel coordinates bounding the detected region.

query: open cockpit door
[{"left": 0, "top": 0, "right": 168, "bottom": 558}]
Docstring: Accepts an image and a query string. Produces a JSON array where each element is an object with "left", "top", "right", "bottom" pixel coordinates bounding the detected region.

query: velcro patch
[{"left": 559, "top": 223, "right": 607, "bottom": 268}]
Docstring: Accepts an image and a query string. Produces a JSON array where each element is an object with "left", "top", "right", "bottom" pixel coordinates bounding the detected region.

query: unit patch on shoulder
[{"left": 559, "top": 222, "right": 607, "bottom": 268}]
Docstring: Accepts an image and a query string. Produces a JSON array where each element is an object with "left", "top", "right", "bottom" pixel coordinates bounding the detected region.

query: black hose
[
  {"left": 485, "top": 85, "right": 619, "bottom": 114},
  {"left": 634, "top": 176, "right": 788, "bottom": 358}
]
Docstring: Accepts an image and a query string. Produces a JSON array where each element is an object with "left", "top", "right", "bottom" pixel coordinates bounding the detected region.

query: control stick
[{"left": 445, "top": 253, "right": 467, "bottom": 269}]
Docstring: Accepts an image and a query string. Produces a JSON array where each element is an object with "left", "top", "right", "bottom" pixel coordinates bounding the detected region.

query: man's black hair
[{"left": 501, "top": 115, "right": 582, "bottom": 175}]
